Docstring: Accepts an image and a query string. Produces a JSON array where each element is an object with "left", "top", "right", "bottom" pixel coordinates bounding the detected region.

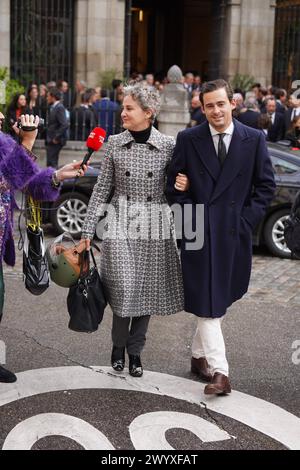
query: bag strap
[{"left": 27, "top": 195, "right": 42, "bottom": 231}]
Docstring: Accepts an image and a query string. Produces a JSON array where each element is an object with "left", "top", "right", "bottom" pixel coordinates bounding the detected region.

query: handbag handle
[{"left": 79, "top": 243, "right": 100, "bottom": 277}]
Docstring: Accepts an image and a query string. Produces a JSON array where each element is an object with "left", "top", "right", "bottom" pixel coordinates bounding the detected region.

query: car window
[{"left": 270, "top": 155, "right": 300, "bottom": 175}]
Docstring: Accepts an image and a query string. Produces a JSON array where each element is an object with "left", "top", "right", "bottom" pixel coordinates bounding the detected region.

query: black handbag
[
  {"left": 67, "top": 247, "right": 107, "bottom": 332},
  {"left": 23, "top": 196, "right": 49, "bottom": 295}
]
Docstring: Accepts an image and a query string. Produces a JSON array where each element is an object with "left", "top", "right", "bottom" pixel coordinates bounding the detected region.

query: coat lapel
[
  {"left": 210, "top": 120, "right": 251, "bottom": 203},
  {"left": 191, "top": 122, "right": 221, "bottom": 182}
]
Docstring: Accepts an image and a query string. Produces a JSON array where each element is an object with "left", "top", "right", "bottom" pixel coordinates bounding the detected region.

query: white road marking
[
  {"left": 0, "top": 366, "right": 299, "bottom": 450},
  {"left": 129, "top": 411, "right": 231, "bottom": 450},
  {"left": 2, "top": 413, "right": 115, "bottom": 450}
]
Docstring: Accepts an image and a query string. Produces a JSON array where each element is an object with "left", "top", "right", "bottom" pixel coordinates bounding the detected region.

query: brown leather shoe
[
  {"left": 191, "top": 357, "right": 212, "bottom": 382},
  {"left": 204, "top": 373, "right": 231, "bottom": 395}
]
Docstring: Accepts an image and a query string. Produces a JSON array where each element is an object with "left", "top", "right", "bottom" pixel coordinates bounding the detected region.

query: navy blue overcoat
[{"left": 166, "top": 119, "right": 276, "bottom": 317}]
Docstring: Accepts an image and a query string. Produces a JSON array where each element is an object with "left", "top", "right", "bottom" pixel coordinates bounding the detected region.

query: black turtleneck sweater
[{"left": 129, "top": 126, "right": 152, "bottom": 144}]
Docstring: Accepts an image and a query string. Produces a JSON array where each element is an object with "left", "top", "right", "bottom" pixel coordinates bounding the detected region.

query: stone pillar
[
  {"left": 222, "top": 0, "right": 276, "bottom": 86},
  {"left": 74, "top": 0, "right": 125, "bottom": 86},
  {"left": 0, "top": 0, "right": 10, "bottom": 70},
  {"left": 157, "top": 65, "right": 190, "bottom": 137}
]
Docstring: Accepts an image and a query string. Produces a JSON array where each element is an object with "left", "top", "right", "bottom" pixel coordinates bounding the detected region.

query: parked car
[{"left": 43, "top": 143, "right": 300, "bottom": 258}]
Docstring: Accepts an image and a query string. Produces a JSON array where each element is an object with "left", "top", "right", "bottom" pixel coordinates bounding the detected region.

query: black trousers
[
  {"left": 112, "top": 314, "right": 151, "bottom": 355},
  {"left": 46, "top": 143, "right": 63, "bottom": 168}
]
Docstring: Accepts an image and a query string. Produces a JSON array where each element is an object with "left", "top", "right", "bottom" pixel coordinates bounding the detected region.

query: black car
[{"left": 44, "top": 143, "right": 300, "bottom": 258}]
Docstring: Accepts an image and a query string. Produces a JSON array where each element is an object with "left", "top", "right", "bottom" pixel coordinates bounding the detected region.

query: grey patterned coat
[{"left": 82, "top": 127, "right": 184, "bottom": 318}]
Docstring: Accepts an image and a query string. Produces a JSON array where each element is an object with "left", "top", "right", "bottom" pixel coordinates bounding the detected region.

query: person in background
[
  {"left": 183, "top": 72, "right": 194, "bottom": 99},
  {"left": 237, "top": 98, "right": 261, "bottom": 128},
  {"left": 26, "top": 84, "right": 39, "bottom": 115},
  {"left": 265, "top": 97, "right": 286, "bottom": 142},
  {"left": 45, "top": 87, "right": 69, "bottom": 168},
  {"left": 0, "top": 114, "right": 87, "bottom": 383},
  {"left": 285, "top": 115, "right": 300, "bottom": 148},
  {"left": 57, "top": 79, "right": 71, "bottom": 110},
  {"left": 93, "top": 89, "right": 120, "bottom": 139},
  {"left": 6, "top": 93, "right": 27, "bottom": 139},
  {"left": 193, "top": 75, "right": 202, "bottom": 93},
  {"left": 190, "top": 95, "right": 206, "bottom": 126},
  {"left": 71, "top": 89, "right": 97, "bottom": 141},
  {"left": 257, "top": 113, "right": 272, "bottom": 138}
]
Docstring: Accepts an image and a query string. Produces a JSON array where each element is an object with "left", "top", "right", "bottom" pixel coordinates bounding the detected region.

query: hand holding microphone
[{"left": 77, "top": 127, "right": 107, "bottom": 176}]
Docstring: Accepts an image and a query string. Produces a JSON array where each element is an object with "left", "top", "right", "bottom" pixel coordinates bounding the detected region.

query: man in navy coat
[{"left": 167, "top": 79, "right": 276, "bottom": 395}]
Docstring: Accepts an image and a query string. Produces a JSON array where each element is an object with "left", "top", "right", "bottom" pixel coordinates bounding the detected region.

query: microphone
[{"left": 80, "top": 127, "right": 106, "bottom": 169}]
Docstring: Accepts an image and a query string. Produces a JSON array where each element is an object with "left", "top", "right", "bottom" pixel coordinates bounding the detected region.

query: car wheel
[
  {"left": 263, "top": 208, "right": 291, "bottom": 258},
  {"left": 50, "top": 192, "right": 89, "bottom": 239}
]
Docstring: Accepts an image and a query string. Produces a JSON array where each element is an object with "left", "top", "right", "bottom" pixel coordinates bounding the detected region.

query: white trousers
[{"left": 191, "top": 317, "right": 229, "bottom": 376}]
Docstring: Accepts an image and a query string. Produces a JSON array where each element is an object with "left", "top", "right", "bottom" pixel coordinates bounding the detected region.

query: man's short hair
[
  {"left": 82, "top": 88, "right": 96, "bottom": 103},
  {"left": 200, "top": 79, "right": 233, "bottom": 105},
  {"left": 265, "top": 97, "right": 276, "bottom": 105},
  {"left": 275, "top": 88, "right": 287, "bottom": 99},
  {"left": 48, "top": 87, "right": 62, "bottom": 101}
]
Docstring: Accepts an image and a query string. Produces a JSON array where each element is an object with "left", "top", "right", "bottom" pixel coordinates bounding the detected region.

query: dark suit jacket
[
  {"left": 166, "top": 119, "right": 276, "bottom": 317},
  {"left": 267, "top": 112, "right": 286, "bottom": 142},
  {"left": 46, "top": 102, "right": 69, "bottom": 145},
  {"left": 237, "top": 109, "right": 260, "bottom": 129},
  {"left": 70, "top": 105, "right": 97, "bottom": 141}
]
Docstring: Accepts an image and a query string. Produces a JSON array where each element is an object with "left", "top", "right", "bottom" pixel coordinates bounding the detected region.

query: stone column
[
  {"left": 157, "top": 65, "right": 190, "bottom": 137},
  {"left": 74, "top": 0, "right": 125, "bottom": 86},
  {"left": 222, "top": 0, "right": 276, "bottom": 86},
  {"left": 0, "top": 0, "right": 10, "bottom": 70}
]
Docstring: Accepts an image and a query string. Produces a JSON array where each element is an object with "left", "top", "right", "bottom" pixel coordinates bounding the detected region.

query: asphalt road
[{"left": 0, "top": 224, "right": 299, "bottom": 451}]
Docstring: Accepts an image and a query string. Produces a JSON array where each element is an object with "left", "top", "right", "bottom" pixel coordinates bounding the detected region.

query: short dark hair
[
  {"left": 82, "top": 88, "right": 96, "bottom": 103},
  {"left": 200, "top": 79, "right": 233, "bottom": 105},
  {"left": 275, "top": 88, "right": 287, "bottom": 99},
  {"left": 265, "top": 97, "right": 276, "bottom": 105},
  {"left": 48, "top": 87, "right": 62, "bottom": 101}
]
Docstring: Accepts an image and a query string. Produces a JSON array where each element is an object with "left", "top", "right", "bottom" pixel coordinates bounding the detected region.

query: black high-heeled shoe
[
  {"left": 111, "top": 346, "right": 125, "bottom": 372},
  {"left": 128, "top": 354, "right": 143, "bottom": 377}
]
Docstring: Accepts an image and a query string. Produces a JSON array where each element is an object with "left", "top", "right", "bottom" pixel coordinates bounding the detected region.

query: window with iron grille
[
  {"left": 10, "top": 0, "right": 75, "bottom": 86},
  {"left": 273, "top": 0, "right": 300, "bottom": 90}
]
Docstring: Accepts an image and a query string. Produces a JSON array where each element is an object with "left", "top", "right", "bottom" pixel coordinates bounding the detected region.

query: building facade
[{"left": 0, "top": 0, "right": 299, "bottom": 89}]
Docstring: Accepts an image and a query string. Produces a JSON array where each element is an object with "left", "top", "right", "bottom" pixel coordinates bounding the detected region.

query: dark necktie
[{"left": 218, "top": 133, "right": 227, "bottom": 166}]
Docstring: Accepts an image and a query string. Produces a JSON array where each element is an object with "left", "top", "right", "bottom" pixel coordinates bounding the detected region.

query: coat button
[
  {"left": 148, "top": 171, "right": 153, "bottom": 177},
  {"left": 127, "top": 195, "right": 130, "bottom": 201},
  {"left": 125, "top": 171, "right": 130, "bottom": 177},
  {"left": 230, "top": 228, "right": 235, "bottom": 235},
  {"left": 147, "top": 196, "right": 152, "bottom": 202},
  {"left": 231, "top": 201, "right": 235, "bottom": 206}
]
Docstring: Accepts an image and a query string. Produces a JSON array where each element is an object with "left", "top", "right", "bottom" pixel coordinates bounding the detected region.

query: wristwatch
[{"left": 51, "top": 170, "right": 60, "bottom": 187}]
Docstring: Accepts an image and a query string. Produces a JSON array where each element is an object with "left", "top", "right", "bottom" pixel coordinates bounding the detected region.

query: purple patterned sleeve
[
  {"left": 26, "top": 167, "right": 60, "bottom": 201},
  {"left": 0, "top": 133, "right": 39, "bottom": 190},
  {"left": 0, "top": 132, "right": 59, "bottom": 200}
]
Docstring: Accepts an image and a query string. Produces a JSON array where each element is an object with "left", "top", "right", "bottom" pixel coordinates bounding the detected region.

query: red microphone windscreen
[{"left": 86, "top": 127, "right": 106, "bottom": 151}]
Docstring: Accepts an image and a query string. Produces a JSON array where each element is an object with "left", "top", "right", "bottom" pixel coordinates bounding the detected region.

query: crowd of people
[
  {"left": 187, "top": 76, "right": 300, "bottom": 147},
  {"left": 6, "top": 73, "right": 300, "bottom": 156}
]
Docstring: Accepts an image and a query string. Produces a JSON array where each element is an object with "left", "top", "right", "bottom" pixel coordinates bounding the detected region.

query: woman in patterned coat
[{"left": 82, "top": 84, "right": 185, "bottom": 377}]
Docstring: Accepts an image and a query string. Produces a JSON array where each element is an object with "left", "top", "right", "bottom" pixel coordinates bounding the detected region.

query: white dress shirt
[
  {"left": 291, "top": 107, "right": 300, "bottom": 121},
  {"left": 209, "top": 121, "right": 234, "bottom": 155}
]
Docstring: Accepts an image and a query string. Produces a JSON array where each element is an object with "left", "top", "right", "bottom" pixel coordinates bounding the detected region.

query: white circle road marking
[
  {"left": 2, "top": 413, "right": 115, "bottom": 450},
  {"left": 3, "top": 411, "right": 230, "bottom": 450},
  {"left": 0, "top": 366, "right": 299, "bottom": 450},
  {"left": 129, "top": 411, "right": 231, "bottom": 450}
]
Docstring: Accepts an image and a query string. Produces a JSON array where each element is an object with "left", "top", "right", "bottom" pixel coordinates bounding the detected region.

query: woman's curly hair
[{"left": 123, "top": 83, "right": 161, "bottom": 123}]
